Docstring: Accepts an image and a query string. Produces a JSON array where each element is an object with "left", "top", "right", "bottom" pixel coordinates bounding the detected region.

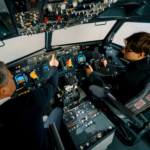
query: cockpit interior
[{"left": 0, "top": 0, "right": 150, "bottom": 150}]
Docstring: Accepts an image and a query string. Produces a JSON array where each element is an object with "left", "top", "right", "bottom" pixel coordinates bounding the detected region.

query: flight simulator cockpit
[{"left": 0, "top": 0, "right": 150, "bottom": 150}]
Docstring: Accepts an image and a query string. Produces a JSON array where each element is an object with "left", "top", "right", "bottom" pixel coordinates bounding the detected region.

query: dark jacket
[
  {"left": 0, "top": 66, "right": 58, "bottom": 150},
  {"left": 92, "top": 57, "right": 150, "bottom": 104}
]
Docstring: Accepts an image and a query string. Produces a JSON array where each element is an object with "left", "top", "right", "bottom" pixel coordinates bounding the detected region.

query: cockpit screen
[
  {"left": 14, "top": 73, "right": 28, "bottom": 85},
  {"left": 29, "top": 68, "right": 44, "bottom": 80},
  {"left": 65, "top": 57, "right": 76, "bottom": 69},
  {"left": 78, "top": 54, "right": 86, "bottom": 65}
]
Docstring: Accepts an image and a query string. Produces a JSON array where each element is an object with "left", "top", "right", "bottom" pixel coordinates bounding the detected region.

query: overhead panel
[{"left": 5, "top": 0, "right": 117, "bottom": 36}]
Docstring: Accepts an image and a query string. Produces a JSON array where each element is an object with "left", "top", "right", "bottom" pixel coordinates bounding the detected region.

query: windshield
[{"left": 51, "top": 20, "right": 116, "bottom": 46}]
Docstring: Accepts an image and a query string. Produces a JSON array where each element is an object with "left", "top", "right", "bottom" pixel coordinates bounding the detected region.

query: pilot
[
  {"left": 86, "top": 32, "right": 150, "bottom": 106},
  {"left": 0, "top": 54, "right": 62, "bottom": 150}
]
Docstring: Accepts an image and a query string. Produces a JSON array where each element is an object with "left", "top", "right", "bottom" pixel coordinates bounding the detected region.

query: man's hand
[
  {"left": 101, "top": 60, "right": 107, "bottom": 67},
  {"left": 49, "top": 54, "right": 59, "bottom": 67},
  {"left": 86, "top": 65, "right": 93, "bottom": 74}
]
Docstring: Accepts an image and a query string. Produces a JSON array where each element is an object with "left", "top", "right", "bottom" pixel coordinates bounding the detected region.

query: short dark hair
[
  {"left": 124, "top": 32, "right": 150, "bottom": 56},
  {"left": 0, "top": 61, "right": 8, "bottom": 88}
]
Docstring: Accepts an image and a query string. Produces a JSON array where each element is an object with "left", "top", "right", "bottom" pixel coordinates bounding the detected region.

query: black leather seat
[
  {"left": 103, "top": 76, "right": 150, "bottom": 145},
  {"left": 104, "top": 76, "right": 150, "bottom": 119}
]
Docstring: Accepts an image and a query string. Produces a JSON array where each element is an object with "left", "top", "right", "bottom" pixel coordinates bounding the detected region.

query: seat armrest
[
  {"left": 49, "top": 122, "right": 65, "bottom": 150},
  {"left": 106, "top": 93, "right": 135, "bottom": 118}
]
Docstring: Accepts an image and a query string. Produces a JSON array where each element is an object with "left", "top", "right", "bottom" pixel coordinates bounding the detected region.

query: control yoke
[{"left": 89, "top": 54, "right": 106, "bottom": 71}]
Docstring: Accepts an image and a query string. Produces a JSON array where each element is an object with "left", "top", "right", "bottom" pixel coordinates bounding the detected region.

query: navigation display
[
  {"left": 78, "top": 54, "right": 86, "bottom": 65},
  {"left": 29, "top": 68, "right": 44, "bottom": 80},
  {"left": 64, "top": 57, "right": 76, "bottom": 69},
  {"left": 14, "top": 73, "right": 28, "bottom": 85}
]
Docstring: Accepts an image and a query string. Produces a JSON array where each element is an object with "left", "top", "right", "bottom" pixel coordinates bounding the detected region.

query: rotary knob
[
  {"left": 56, "top": 11, "right": 59, "bottom": 15},
  {"left": 71, "top": 116, "right": 75, "bottom": 120},
  {"left": 82, "top": 111, "right": 84, "bottom": 114},
  {"left": 97, "top": 133, "right": 102, "bottom": 139},
  {"left": 85, "top": 116, "right": 88, "bottom": 120},
  {"left": 80, "top": 146, "right": 83, "bottom": 150},
  {"left": 86, "top": 142, "right": 89, "bottom": 147}
]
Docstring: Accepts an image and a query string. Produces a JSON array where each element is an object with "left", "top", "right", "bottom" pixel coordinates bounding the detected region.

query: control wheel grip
[{"left": 85, "top": 62, "right": 89, "bottom": 69}]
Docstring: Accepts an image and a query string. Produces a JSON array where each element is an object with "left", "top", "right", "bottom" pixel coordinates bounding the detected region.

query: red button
[
  {"left": 44, "top": 17, "right": 47, "bottom": 24},
  {"left": 57, "top": 15, "right": 60, "bottom": 22}
]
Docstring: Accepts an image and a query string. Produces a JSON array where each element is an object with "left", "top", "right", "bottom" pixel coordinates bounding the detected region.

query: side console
[{"left": 63, "top": 100, "right": 115, "bottom": 150}]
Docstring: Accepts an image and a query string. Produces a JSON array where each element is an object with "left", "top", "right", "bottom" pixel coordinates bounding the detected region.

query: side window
[{"left": 112, "top": 22, "right": 150, "bottom": 46}]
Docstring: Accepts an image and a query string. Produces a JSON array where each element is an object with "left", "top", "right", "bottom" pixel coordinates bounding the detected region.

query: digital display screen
[
  {"left": 14, "top": 73, "right": 28, "bottom": 85},
  {"left": 78, "top": 54, "right": 86, "bottom": 65},
  {"left": 29, "top": 68, "right": 44, "bottom": 80},
  {"left": 43, "top": 66, "right": 48, "bottom": 71},
  {"left": 58, "top": 61, "right": 63, "bottom": 72},
  {"left": 65, "top": 57, "right": 76, "bottom": 69}
]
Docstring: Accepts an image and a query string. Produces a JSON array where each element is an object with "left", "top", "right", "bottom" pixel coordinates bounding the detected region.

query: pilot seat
[{"left": 101, "top": 76, "right": 150, "bottom": 145}]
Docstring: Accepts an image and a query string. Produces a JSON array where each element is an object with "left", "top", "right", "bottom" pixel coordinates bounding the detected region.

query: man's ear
[{"left": 0, "top": 86, "right": 7, "bottom": 96}]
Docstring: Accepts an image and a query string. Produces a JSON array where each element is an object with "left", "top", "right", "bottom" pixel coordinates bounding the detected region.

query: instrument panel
[{"left": 8, "top": 44, "right": 92, "bottom": 97}]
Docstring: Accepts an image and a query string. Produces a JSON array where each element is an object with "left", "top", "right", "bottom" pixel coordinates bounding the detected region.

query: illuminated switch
[
  {"left": 61, "top": 4, "right": 66, "bottom": 10},
  {"left": 73, "top": 2, "right": 78, "bottom": 7},
  {"left": 44, "top": 17, "right": 47, "bottom": 24},
  {"left": 47, "top": 5, "right": 53, "bottom": 12},
  {"left": 57, "top": 15, "right": 60, "bottom": 22}
]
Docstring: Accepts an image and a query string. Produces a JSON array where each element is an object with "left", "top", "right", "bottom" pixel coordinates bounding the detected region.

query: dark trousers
[
  {"left": 44, "top": 107, "right": 63, "bottom": 149},
  {"left": 44, "top": 107, "right": 63, "bottom": 131}
]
